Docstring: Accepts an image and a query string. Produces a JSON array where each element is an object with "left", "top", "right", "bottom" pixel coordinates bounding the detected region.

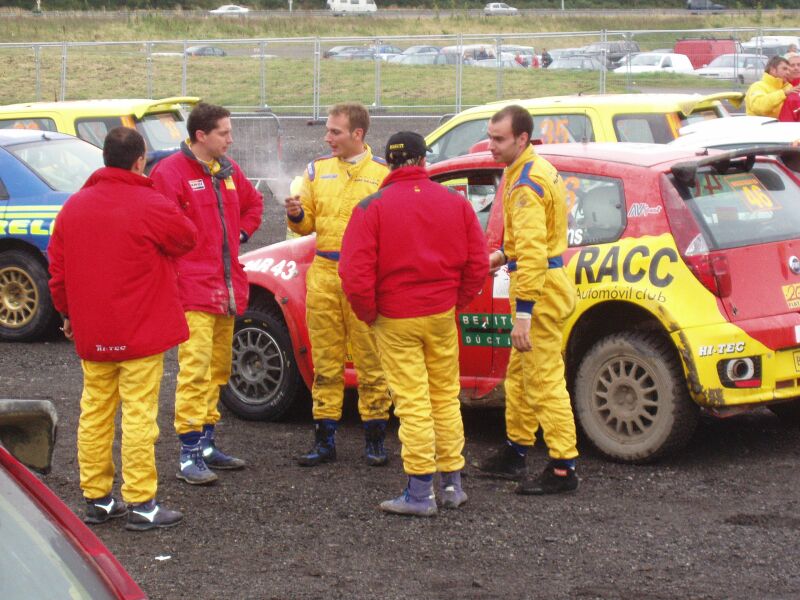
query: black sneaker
[
  {"left": 297, "top": 420, "right": 337, "bottom": 467},
  {"left": 473, "top": 443, "right": 527, "bottom": 480},
  {"left": 126, "top": 499, "right": 183, "bottom": 532},
  {"left": 84, "top": 495, "right": 127, "bottom": 524},
  {"left": 516, "top": 463, "right": 579, "bottom": 495}
]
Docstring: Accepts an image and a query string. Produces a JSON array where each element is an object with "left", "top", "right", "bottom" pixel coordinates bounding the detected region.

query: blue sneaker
[
  {"left": 380, "top": 475, "right": 437, "bottom": 517},
  {"left": 126, "top": 499, "right": 183, "bottom": 532},
  {"left": 297, "top": 420, "right": 337, "bottom": 467},
  {"left": 84, "top": 495, "right": 127, "bottom": 524},
  {"left": 439, "top": 471, "right": 468, "bottom": 509},
  {"left": 201, "top": 427, "right": 245, "bottom": 470},
  {"left": 176, "top": 441, "right": 218, "bottom": 485}
]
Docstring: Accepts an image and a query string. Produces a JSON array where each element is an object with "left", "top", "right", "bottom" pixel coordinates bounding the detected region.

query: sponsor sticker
[
  {"left": 782, "top": 283, "right": 800, "bottom": 309},
  {"left": 794, "top": 350, "right": 800, "bottom": 373},
  {"left": 189, "top": 179, "right": 205, "bottom": 191}
]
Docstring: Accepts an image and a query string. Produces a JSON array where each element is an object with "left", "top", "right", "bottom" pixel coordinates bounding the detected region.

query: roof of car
[
  {"left": 0, "top": 129, "right": 76, "bottom": 146},
  {"left": 0, "top": 96, "right": 199, "bottom": 119}
]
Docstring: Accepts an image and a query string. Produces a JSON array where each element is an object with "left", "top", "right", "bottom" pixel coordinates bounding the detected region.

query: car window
[
  {"left": 674, "top": 164, "right": 800, "bottom": 249},
  {"left": 562, "top": 173, "right": 626, "bottom": 246},
  {"left": 75, "top": 117, "right": 124, "bottom": 147},
  {"left": 0, "top": 177, "right": 9, "bottom": 200},
  {"left": 431, "top": 169, "right": 499, "bottom": 231},
  {"left": 0, "top": 118, "right": 57, "bottom": 132},
  {"left": 8, "top": 138, "right": 104, "bottom": 192},
  {"left": 136, "top": 112, "right": 188, "bottom": 151},
  {"left": 613, "top": 114, "right": 675, "bottom": 143},
  {"left": 428, "top": 119, "right": 489, "bottom": 164},
  {"left": 0, "top": 469, "right": 116, "bottom": 600},
  {"left": 534, "top": 114, "right": 595, "bottom": 144}
]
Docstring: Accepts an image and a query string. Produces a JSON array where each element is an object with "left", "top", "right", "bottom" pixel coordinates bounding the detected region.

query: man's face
[
  {"left": 196, "top": 117, "right": 233, "bottom": 159},
  {"left": 324, "top": 112, "right": 363, "bottom": 159},
  {"left": 769, "top": 61, "right": 792, "bottom": 82},
  {"left": 487, "top": 116, "right": 527, "bottom": 165},
  {"left": 789, "top": 57, "right": 800, "bottom": 81}
]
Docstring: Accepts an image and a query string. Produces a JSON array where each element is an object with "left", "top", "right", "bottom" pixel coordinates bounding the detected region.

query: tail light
[{"left": 682, "top": 234, "right": 732, "bottom": 298}]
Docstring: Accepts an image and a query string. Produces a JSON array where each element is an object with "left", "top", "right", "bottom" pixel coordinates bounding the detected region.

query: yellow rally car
[
  {"left": 425, "top": 92, "right": 744, "bottom": 164},
  {"left": 0, "top": 96, "right": 199, "bottom": 168}
]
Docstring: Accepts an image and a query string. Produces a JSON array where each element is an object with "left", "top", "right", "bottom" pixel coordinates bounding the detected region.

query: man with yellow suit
[
  {"left": 476, "top": 104, "right": 579, "bottom": 495},
  {"left": 284, "top": 102, "right": 391, "bottom": 466}
]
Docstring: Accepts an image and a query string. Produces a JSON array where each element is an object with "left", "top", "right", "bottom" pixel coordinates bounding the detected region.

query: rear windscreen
[{"left": 672, "top": 163, "right": 800, "bottom": 249}]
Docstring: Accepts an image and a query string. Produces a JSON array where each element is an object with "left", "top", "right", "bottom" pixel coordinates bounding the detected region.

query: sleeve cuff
[
  {"left": 515, "top": 299, "right": 535, "bottom": 314},
  {"left": 287, "top": 208, "right": 305, "bottom": 224}
]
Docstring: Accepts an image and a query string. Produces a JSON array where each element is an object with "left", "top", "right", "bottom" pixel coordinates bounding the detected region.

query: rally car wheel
[
  {"left": 0, "top": 250, "right": 57, "bottom": 342},
  {"left": 574, "top": 331, "right": 699, "bottom": 463},
  {"left": 221, "top": 306, "right": 304, "bottom": 421}
]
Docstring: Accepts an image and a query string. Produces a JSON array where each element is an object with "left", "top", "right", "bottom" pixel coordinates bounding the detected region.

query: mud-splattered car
[{"left": 224, "top": 143, "right": 800, "bottom": 463}]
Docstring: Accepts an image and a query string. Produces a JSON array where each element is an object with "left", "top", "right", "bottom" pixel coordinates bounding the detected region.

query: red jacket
[
  {"left": 149, "top": 143, "right": 263, "bottom": 316},
  {"left": 339, "top": 166, "right": 488, "bottom": 324},
  {"left": 48, "top": 167, "right": 197, "bottom": 362}
]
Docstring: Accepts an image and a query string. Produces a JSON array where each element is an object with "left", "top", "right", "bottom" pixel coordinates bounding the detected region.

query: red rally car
[{"left": 223, "top": 143, "right": 800, "bottom": 462}]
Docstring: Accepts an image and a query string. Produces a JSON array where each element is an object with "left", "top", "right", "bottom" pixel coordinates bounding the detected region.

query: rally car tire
[
  {"left": 221, "top": 306, "right": 305, "bottom": 421},
  {"left": 574, "top": 331, "right": 699, "bottom": 463},
  {"left": 0, "top": 250, "right": 58, "bottom": 342}
]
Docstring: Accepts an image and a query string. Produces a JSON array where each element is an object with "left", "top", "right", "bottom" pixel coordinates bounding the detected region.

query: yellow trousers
[
  {"left": 307, "top": 258, "right": 390, "bottom": 421},
  {"left": 78, "top": 354, "right": 163, "bottom": 503},
  {"left": 374, "top": 309, "right": 465, "bottom": 475},
  {"left": 175, "top": 311, "right": 235, "bottom": 435},
  {"left": 506, "top": 268, "right": 578, "bottom": 460}
]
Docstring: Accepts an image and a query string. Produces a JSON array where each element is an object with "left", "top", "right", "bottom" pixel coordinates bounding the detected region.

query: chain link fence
[{"left": 3, "top": 27, "right": 799, "bottom": 115}]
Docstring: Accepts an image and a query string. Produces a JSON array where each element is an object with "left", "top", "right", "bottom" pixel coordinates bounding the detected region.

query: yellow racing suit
[
  {"left": 502, "top": 144, "right": 578, "bottom": 460},
  {"left": 288, "top": 146, "right": 391, "bottom": 421},
  {"left": 746, "top": 72, "right": 792, "bottom": 118}
]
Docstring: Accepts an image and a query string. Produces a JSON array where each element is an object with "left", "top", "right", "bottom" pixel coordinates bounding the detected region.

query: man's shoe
[
  {"left": 380, "top": 475, "right": 437, "bottom": 517},
  {"left": 516, "top": 463, "right": 579, "bottom": 495},
  {"left": 473, "top": 442, "right": 527, "bottom": 480},
  {"left": 297, "top": 419, "right": 337, "bottom": 466},
  {"left": 364, "top": 419, "right": 388, "bottom": 467},
  {"left": 439, "top": 471, "right": 468, "bottom": 509},
  {"left": 126, "top": 499, "right": 183, "bottom": 532},
  {"left": 176, "top": 441, "right": 218, "bottom": 485},
  {"left": 201, "top": 427, "right": 245, "bottom": 470},
  {"left": 84, "top": 495, "right": 127, "bottom": 524}
]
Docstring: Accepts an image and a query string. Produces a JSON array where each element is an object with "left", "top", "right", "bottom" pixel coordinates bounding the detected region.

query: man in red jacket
[
  {"left": 150, "top": 103, "right": 263, "bottom": 486},
  {"left": 49, "top": 127, "right": 197, "bottom": 531},
  {"left": 339, "top": 131, "right": 489, "bottom": 517}
]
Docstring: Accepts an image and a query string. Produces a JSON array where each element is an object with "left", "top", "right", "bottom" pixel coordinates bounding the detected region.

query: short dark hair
[
  {"left": 103, "top": 127, "right": 146, "bottom": 170},
  {"left": 491, "top": 105, "right": 533, "bottom": 141},
  {"left": 187, "top": 102, "right": 231, "bottom": 143},
  {"left": 766, "top": 55, "right": 789, "bottom": 73},
  {"left": 328, "top": 102, "right": 370, "bottom": 136}
]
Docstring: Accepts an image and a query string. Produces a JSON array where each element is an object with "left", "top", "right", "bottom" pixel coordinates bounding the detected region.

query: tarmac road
[{"left": 3, "top": 115, "right": 800, "bottom": 600}]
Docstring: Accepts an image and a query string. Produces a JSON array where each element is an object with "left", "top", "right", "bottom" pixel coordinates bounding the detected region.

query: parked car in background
[
  {"left": 472, "top": 57, "right": 525, "bottom": 69},
  {"left": 549, "top": 55, "right": 607, "bottom": 71},
  {"left": 328, "top": 0, "right": 377, "bottom": 15},
  {"left": 424, "top": 92, "right": 741, "bottom": 164},
  {"left": 484, "top": 2, "right": 518, "bottom": 15},
  {"left": 743, "top": 36, "right": 799, "bottom": 58},
  {"left": 0, "top": 399, "right": 145, "bottom": 598},
  {"left": 613, "top": 52, "right": 694, "bottom": 74},
  {"left": 673, "top": 37, "right": 742, "bottom": 69},
  {"left": 579, "top": 40, "right": 641, "bottom": 68},
  {"left": 0, "top": 130, "right": 104, "bottom": 341},
  {"left": 390, "top": 53, "right": 459, "bottom": 66},
  {"left": 185, "top": 45, "right": 227, "bottom": 57},
  {"left": 687, "top": 0, "right": 726, "bottom": 11},
  {"left": 330, "top": 47, "right": 375, "bottom": 60},
  {"left": 322, "top": 44, "right": 361, "bottom": 58},
  {"left": 440, "top": 44, "right": 497, "bottom": 62},
  {"left": 0, "top": 96, "right": 196, "bottom": 169},
  {"left": 370, "top": 43, "right": 403, "bottom": 61},
  {"left": 208, "top": 4, "right": 249, "bottom": 14},
  {"left": 400, "top": 45, "right": 441, "bottom": 56},
  {"left": 693, "top": 53, "right": 768, "bottom": 84},
  {"left": 670, "top": 116, "right": 800, "bottom": 150},
  {"left": 226, "top": 143, "right": 800, "bottom": 464}
]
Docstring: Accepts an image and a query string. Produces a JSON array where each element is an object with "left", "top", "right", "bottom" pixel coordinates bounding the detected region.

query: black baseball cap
[{"left": 385, "top": 131, "right": 428, "bottom": 165}]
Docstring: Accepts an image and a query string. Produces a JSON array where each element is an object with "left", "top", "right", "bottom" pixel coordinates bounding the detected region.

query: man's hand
[
  {"left": 510, "top": 317, "right": 532, "bottom": 352},
  {"left": 489, "top": 250, "right": 506, "bottom": 275},
  {"left": 61, "top": 318, "right": 74, "bottom": 341},
  {"left": 284, "top": 195, "right": 302, "bottom": 218}
]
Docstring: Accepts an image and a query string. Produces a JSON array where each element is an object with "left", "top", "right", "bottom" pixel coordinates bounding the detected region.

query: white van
[{"left": 328, "top": 0, "right": 377, "bottom": 15}]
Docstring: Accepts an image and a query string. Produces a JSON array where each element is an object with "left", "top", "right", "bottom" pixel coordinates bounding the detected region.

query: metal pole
[
  {"left": 495, "top": 36, "right": 502, "bottom": 101},
  {"left": 60, "top": 43, "right": 67, "bottom": 101},
  {"left": 313, "top": 38, "right": 321, "bottom": 120},
  {"left": 599, "top": 30, "right": 607, "bottom": 94},
  {"left": 34, "top": 45, "right": 41, "bottom": 101},
  {"left": 182, "top": 40, "right": 188, "bottom": 96},
  {"left": 455, "top": 33, "right": 463, "bottom": 114},
  {"left": 145, "top": 42, "right": 153, "bottom": 99},
  {"left": 374, "top": 38, "right": 382, "bottom": 110},
  {"left": 259, "top": 41, "right": 267, "bottom": 108}
]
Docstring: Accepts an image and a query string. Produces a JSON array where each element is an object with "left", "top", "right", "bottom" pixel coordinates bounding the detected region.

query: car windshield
[
  {"left": 0, "top": 468, "right": 116, "bottom": 599},
  {"left": 8, "top": 138, "right": 103, "bottom": 192},
  {"left": 708, "top": 55, "right": 736, "bottom": 68},
  {"left": 631, "top": 54, "right": 663, "bottom": 66},
  {"left": 676, "top": 163, "right": 800, "bottom": 249},
  {"left": 136, "top": 112, "right": 188, "bottom": 151}
]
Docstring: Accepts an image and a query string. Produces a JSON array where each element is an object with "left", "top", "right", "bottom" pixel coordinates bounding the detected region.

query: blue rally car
[{"left": 0, "top": 130, "right": 103, "bottom": 341}]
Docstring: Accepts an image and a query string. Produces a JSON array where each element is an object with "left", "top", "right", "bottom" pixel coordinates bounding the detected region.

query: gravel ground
[{"left": 3, "top": 117, "right": 800, "bottom": 600}]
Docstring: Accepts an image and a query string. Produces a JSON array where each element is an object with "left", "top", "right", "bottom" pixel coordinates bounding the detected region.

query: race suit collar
[
  {"left": 180, "top": 140, "right": 234, "bottom": 180},
  {"left": 81, "top": 166, "right": 155, "bottom": 190},
  {"left": 506, "top": 144, "right": 536, "bottom": 178},
  {"left": 379, "top": 165, "right": 428, "bottom": 188}
]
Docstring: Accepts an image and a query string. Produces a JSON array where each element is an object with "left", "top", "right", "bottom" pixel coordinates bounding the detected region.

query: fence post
[
  {"left": 145, "top": 42, "right": 153, "bottom": 99},
  {"left": 34, "top": 45, "right": 41, "bottom": 101},
  {"left": 182, "top": 40, "right": 188, "bottom": 96},
  {"left": 313, "top": 38, "right": 321, "bottom": 121},
  {"left": 495, "top": 35, "right": 503, "bottom": 101},
  {"left": 374, "top": 38, "right": 382, "bottom": 110},
  {"left": 456, "top": 33, "right": 463, "bottom": 114},
  {"left": 60, "top": 43, "right": 68, "bottom": 101},
  {"left": 599, "top": 30, "right": 607, "bottom": 94},
  {"left": 259, "top": 41, "right": 267, "bottom": 108}
]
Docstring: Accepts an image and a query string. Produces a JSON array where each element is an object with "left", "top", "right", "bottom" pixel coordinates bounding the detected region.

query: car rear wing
[
  {"left": 0, "top": 399, "right": 57, "bottom": 474},
  {"left": 678, "top": 91, "right": 745, "bottom": 115},
  {"left": 670, "top": 144, "right": 800, "bottom": 186},
  {"left": 132, "top": 96, "right": 201, "bottom": 119}
]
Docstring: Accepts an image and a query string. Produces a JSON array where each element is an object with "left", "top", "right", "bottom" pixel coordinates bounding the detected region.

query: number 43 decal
[{"left": 244, "top": 257, "right": 298, "bottom": 280}]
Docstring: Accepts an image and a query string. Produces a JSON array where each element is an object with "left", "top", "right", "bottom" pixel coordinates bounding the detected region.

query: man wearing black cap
[{"left": 339, "top": 131, "right": 489, "bottom": 517}]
